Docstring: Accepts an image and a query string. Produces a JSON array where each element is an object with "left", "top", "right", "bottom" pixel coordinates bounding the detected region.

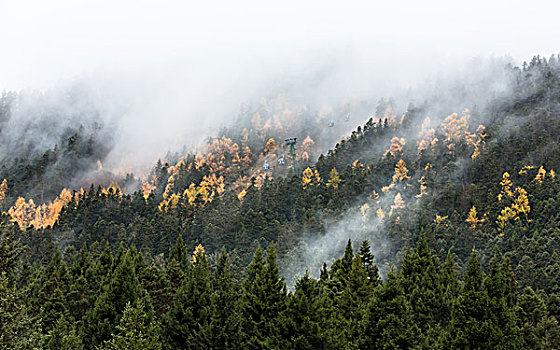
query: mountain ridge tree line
[{"left": 1, "top": 54, "right": 560, "bottom": 348}]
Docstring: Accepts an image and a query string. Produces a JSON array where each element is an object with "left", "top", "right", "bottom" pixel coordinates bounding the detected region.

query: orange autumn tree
[
  {"left": 441, "top": 109, "right": 475, "bottom": 155},
  {"left": 534, "top": 166, "right": 546, "bottom": 185},
  {"left": 470, "top": 125, "right": 487, "bottom": 160},
  {"left": 389, "top": 193, "right": 405, "bottom": 217},
  {"left": 8, "top": 188, "right": 75, "bottom": 230},
  {"left": 192, "top": 244, "right": 205, "bottom": 263},
  {"left": 300, "top": 136, "right": 315, "bottom": 163},
  {"left": 385, "top": 137, "right": 405, "bottom": 157},
  {"left": 8, "top": 197, "right": 36, "bottom": 230},
  {"left": 142, "top": 174, "right": 157, "bottom": 200},
  {"left": 392, "top": 159, "right": 411, "bottom": 183}
]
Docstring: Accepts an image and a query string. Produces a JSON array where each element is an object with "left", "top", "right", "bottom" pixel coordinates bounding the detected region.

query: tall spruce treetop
[
  {"left": 359, "top": 239, "right": 380, "bottom": 287},
  {"left": 463, "top": 248, "right": 483, "bottom": 293},
  {"left": 0, "top": 229, "right": 23, "bottom": 284},
  {"left": 81, "top": 248, "right": 143, "bottom": 348},
  {"left": 205, "top": 247, "right": 244, "bottom": 349}
]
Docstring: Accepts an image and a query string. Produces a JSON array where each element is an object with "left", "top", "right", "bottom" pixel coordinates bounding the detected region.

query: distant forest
[{"left": 2, "top": 55, "right": 560, "bottom": 349}]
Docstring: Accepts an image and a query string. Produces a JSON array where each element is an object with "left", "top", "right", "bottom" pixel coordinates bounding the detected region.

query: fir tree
[
  {"left": 205, "top": 248, "right": 244, "bottom": 349},
  {"left": 81, "top": 248, "right": 143, "bottom": 348},
  {"left": 101, "top": 300, "right": 161, "bottom": 350},
  {"left": 358, "top": 239, "right": 380, "bottom": 287},
  {"left": 360, "top": 272, "right": 418, "bottom": 349}
]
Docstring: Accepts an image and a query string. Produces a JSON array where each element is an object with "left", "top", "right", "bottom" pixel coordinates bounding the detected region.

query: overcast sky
[
  {"left": 1, "top": 0, "right": 558, "bottom": 90},
  {"left": 1, "top": 0, "right": 558, "bottom": 171}
]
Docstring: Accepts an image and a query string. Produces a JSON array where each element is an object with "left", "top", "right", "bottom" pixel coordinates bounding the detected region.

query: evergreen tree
[
  {"left": 205, "top": 248, "right": 244, "bottom": 349},
  {"left": 162, "top": 245, "right": 211, "bottom": 349},
  {"left": 358, "top": 239, "right": 380, "bottom": 288},
  {"left": 360, "top": 272, "right": 418, "bottom": 349},
  {"left": 282, "top": 271, "right": 325, "bottom": 349},
  {"left": 0, "top": 228, "right": 23, "bottom": 284},
  {"left": 101, "top": 300, "right": 161, "bottom": 350},
  {"left": 39, "top": 250, "right": 71, "bottom": 332},
  {"left": 483, "top": 257, "right": 520, "bottom": 348},
  {"left": 449, "top": 249, "right": 492, "bottom": 349},
  {"left": 400, "top": 231, "right": 445, "bottom": 334},
  {"left": 242, "top": 244, "right": 287, "bottom": 349},
  {"left": 0, "top": 272, "right": 44, "bottom": 350},
  {"left": 339, "top": 253, "right": 372, "bottom": 347},
  {"left": 44, "top": 315, "right": 83, "bottom": 350},
  {"left": 80, "top": 248, "right": 143, "bottom": 348}
]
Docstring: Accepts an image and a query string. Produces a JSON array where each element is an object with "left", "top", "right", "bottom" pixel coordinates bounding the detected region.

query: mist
[
  {"left": 2, "top": 0, "right": 559, "bottom": 175},
  {"left": 1, "top": 0, "right": 559, "bottom": 276}
]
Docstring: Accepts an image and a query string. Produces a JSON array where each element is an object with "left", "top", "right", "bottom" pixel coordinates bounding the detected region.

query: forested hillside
[{"left": 2, "top": 55, "right": 560, "bottom": 349}]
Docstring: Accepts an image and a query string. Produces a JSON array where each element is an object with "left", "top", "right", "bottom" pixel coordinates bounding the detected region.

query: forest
[{"left": 2, "top": 55, "right": 560, "bottom": 349}]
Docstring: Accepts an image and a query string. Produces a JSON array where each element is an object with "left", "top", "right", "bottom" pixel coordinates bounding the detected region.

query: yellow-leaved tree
[
  {"left": 466, "top": 206, "right": 485, "bottom": 229},
  {"left": 496, "top": 186, "right": 531, "bottom": 235},
  {"left": 264, "top": 138, "right": 276, "bottom": 154},
  {"left": 498, "top": 172, "right": 514, "bottom": 201},
  {"left": 8, "top": 197, "right": 36, "bottom": 230},
  {"left": 360, "top": 203, "right": 370, "bottom": 223},
  {"left": 192, "top": 244, "right": 205, "bottom": 263},
  {"left": 385, "top": 137, "right": 405, "bottom": 157},
  {"left": 302, "top": 167, "right": 314, "bottom": 188},
  {"left": 326, "top": 168, "right": 341, "bottom": 189},
  {"left": 390, "top": 193, "right": 405, "bottom": 216},
  {"left": 392, "top": 159, "right": 411, "bottom": 183},
  {"left": 0, "top": 179, "right": 7, "bottom": 210},
  {"left": 534, "top": 166, "right": 546, "bottom": 184}
]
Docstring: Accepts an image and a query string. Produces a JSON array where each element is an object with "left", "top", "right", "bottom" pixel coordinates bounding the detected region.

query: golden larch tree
[
  {"left": 385, "top": 137, "right": 406, "bottom": 157},
  {"left": 466, "top": 206, "right": 485, "bottom": 229},
  {"left": 0, "top": 179, "right": 7, "bottom": 209},
  {"left": 8, "top": 197, "right": 37, "bottom": 230},
  {"left": 392, "top": 159, "right": 411, "bottom": 183},
  {"left": 264, "top": 138, "right": 276, "bottom": 154},
  {"left": 326, "top": 168, "right": 341, "bottom": 189},
  {"left": 302, "top": 167, "right": 314, "bottom": 188},
  {"left": 498, "top": 172, "right": 514, "bottom": 201},
  {"left": 192, "top": 244, "right": 205, "bottom": 263},
  {"left": 534, "top": 166, "right": 546, "bottom": 185}
]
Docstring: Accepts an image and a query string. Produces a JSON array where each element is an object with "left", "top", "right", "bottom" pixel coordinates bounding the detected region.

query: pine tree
[
  {"left": 205, "top": 248, "right": 244, "bottom": 349},
  {"left": 0, "top": 228, "right": 23, "bottom": 284},
  {"left": 333, "top": 239, "right": 353, "bottom": 285},
  {"left": 440, "top": 250, "right": 459, "bottom": 323},
  {"left": 282, "top": 272, "right": 325, "bottom": 349},
  {"left": 400, "top": 231, "right": 445, "bottom": 331},
  {"left": 44, "top": 315, "right": 83, "bottom": 350},
  {"left": 0, "top": 272, "right": 44, "bottom": 349},
  {"left": 483, "top": 258, "right": 520, "bottom": 348},
  {"left": 80, "top": 248, "right": 143, "bottom": 348},
  {"left": 339, "top": 253, "right": 372, "bottom": 347},
  {"left": 162, "top": 245, "right": 211, "bottom": 349},
  {"left": 242, "top": 244, "right": 287, "bottom": 349},
  {"left": 101, "top": 300, "right": 161, "bottom": 350},
  {"left": 166, "top": 235, "right": 191, "bottom": 291},
  {"left": 358, "top": 239, "right": 380, "bottom": 288},
  {"left": 449, "top": 249, "right": 492, "bottom": 349},
  {"left": 360, "top": 272, "right": 418, "bottom": 349},
  {"left": 39, "top": 250, "right": 71, "bottom": 332}
]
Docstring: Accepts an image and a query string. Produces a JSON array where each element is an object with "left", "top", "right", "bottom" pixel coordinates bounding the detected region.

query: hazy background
[{"left": 1, "top": 0, "right": 559, "bottom": 171}]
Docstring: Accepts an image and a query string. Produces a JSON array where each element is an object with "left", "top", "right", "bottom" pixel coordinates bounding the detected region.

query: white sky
[
  {"left": 1, "top": 0, "right": 558, "bottom": 90},
  {"left": 1, "top": 0, "right": 558, "bottom": 172}
]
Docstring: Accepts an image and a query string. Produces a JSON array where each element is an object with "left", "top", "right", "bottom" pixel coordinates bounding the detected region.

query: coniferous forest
[{"left": 2, "top": 56, "right": 560, "bottom": 349}]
